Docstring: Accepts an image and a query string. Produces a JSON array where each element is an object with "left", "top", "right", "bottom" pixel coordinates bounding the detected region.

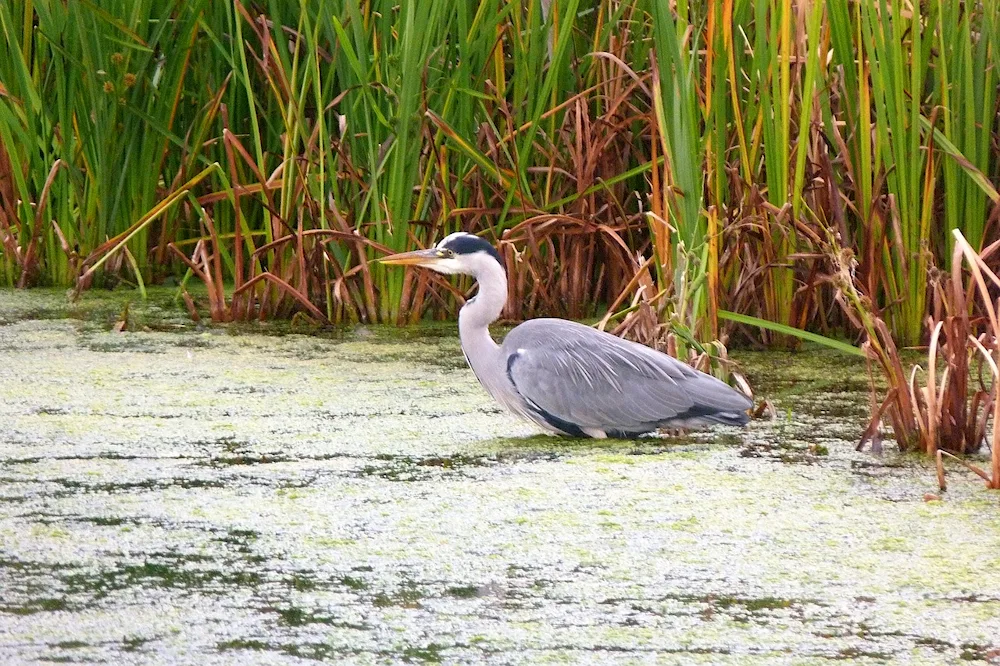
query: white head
[{"left": 379, "top": 232, "right": 504, "bottom": 277}]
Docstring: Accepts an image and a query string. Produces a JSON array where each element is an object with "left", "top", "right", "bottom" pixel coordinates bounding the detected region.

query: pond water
[{"left": 1, "top": 289, "right": 998, "bottom": 665}]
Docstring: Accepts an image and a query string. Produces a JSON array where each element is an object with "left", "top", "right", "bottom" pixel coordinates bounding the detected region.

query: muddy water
[{"left": 1, "top": 289, "right": 998, "bottom": 665}]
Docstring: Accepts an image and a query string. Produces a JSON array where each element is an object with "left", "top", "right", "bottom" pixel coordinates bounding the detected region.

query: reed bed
[{"left": 1, "top": 0, "right": 998, "bottom": 351}]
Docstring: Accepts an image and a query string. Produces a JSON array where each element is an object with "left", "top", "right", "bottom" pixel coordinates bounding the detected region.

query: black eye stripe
[{"left": 439, "top": 234, "right": 503, "bottom": 265}]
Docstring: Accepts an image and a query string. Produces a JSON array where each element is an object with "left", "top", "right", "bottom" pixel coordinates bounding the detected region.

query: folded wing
[{"left": 502, "top": 319, "right": 752, "bottom": 435}]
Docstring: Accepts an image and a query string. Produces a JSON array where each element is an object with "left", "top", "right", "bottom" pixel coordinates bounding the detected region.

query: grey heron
[{"left": 381, "top": 232, "right": 753, "bottom": 438}]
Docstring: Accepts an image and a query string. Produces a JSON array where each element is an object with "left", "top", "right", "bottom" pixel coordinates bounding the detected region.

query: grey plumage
[
  {"left": 503, "top": 319, "right": 751, "bottom": 437},
  {"left": 381, "top": 232, "right": 753, "bottom": 439}
]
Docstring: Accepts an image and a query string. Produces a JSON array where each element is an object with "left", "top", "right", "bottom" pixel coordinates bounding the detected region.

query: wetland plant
[
  {"left": 0, "top": 0, "right": 998, "bottom": 360},
  {"left": 849, "top": 231, "right": 1000, "bottom": 488}
]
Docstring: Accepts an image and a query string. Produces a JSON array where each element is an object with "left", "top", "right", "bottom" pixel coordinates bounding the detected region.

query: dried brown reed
[
  {"left": 844, "top": 229, "right": 1000, "bottom": 489},
  {"left": 10, "top": 0, "right": 996, "bottom": 372},
  {"left": 0, "top": 159, "right": 65, "bottom": 287}
]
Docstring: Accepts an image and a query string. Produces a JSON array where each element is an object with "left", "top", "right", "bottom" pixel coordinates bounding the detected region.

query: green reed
[{"left": 0, "top": 0, "right": 997, "bottom": 349}]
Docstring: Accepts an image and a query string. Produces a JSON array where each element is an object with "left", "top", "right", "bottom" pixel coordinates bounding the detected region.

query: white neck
[{"left": 458, "top": 254, "right": 507, "bottom": 366}]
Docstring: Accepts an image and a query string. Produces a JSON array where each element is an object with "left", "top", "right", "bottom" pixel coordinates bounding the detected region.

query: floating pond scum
[{"left": 0, "top": 289, "right": 998, "bottom": 664}]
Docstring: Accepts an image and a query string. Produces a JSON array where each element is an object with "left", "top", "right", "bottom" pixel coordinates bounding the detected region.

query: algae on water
[{"left": 1, "top": 288, "right": 999, "bottom": 665}]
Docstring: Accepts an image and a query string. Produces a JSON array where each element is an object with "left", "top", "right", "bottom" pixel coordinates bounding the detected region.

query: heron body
[{"left": 381, "top": 232, "right": 752, "bottom": 438}]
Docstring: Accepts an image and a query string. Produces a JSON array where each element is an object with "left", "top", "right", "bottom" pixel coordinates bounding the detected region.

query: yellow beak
[{"left": 379, "top": 248, "right": 441, "bottom": 266}]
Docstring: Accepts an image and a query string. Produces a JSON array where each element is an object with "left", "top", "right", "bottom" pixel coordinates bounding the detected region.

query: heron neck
[{"left": 458, "top": 259, "right": 507, "bottom": 356}]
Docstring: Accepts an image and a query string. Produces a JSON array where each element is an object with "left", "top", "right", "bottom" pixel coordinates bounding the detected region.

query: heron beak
[{"left": 379, "top": 248, "right": 442, "bottom": 266}]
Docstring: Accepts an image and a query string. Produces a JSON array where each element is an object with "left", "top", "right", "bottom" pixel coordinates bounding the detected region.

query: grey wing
[{"left": 502, "top": 319, "right": 752, "bottom": 435}]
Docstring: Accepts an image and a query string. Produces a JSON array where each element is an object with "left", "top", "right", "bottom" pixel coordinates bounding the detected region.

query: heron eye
[{"left": 437, "top": 249, "right": 454, "bottom": 258}]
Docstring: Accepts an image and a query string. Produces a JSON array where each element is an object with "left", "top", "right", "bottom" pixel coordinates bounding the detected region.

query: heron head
[{"left": 379, "top": 232, "right": 503, "bottom": 276}]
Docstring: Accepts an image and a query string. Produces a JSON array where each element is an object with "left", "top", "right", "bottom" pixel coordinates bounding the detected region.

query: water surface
[{"left": 1, "top": 289, "right": 998, "bottom": 665}]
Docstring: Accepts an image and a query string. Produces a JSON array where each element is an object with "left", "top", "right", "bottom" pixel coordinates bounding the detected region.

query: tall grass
[
  {"left": 648, "top": 0, "right": 708, "bottom": 344},
  {"left": 0, "top": 0, "right": 997, "bottom": 353},
  {"left": 826, "top": 0, "right": 999, "bottom": 345},
  {"left": 0, "top": 0, "right": 212, "bottom": 287}
]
